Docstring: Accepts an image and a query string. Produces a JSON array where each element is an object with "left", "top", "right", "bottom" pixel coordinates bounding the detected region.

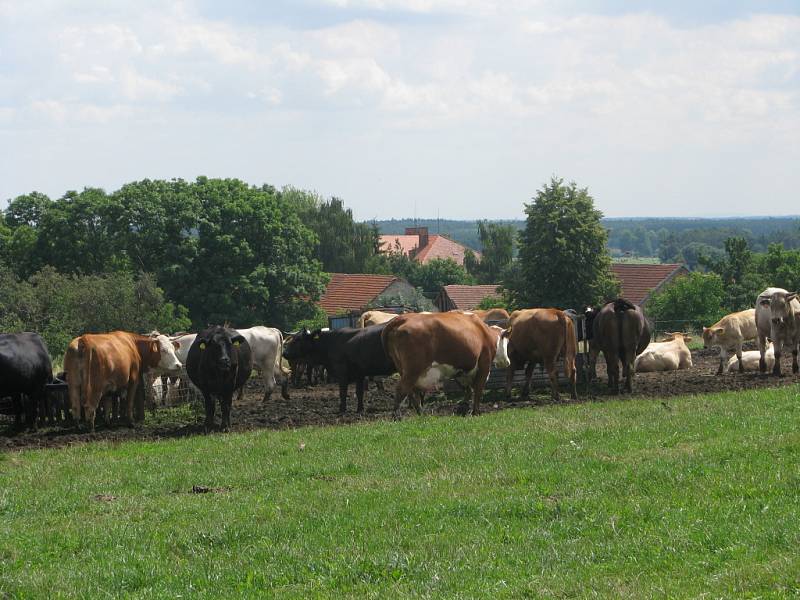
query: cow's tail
[
  {"left": 276, "top": 332, "right": 291, "bottom": 377},
  {"left": 78, "top": 338, "right": 94, "bottom": 421},
  {"left": 613, "top": 299, "right": 635, "bottom": 363},
  {"left": 563, "top": 313, "right": 577, "bottom": 370}
]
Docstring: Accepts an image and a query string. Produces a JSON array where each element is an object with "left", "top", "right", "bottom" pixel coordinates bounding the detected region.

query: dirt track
[{"left": 2, "top": 348, "right": 799, "bottom": 452}]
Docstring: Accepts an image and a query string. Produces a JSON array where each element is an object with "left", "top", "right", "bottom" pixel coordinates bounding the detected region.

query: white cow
[
  {"left": 756, "top": 287, "right": 800, "bottom": 376},
  {"left": 702, "top": 309, "right": 757, "bottom": 375},
  {"left": 235, "top": 326, "right": 291, "bottom": 403},
  {"left": 634, "top": 333, "right": 693, "bottom": 372},
  {"left": 727, "top": 343, "right": 774, "bottom": 372}
]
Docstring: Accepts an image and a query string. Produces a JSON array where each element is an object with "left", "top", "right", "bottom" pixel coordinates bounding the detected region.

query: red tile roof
[
  {"left": 611, "top": 263, "right": 688, "bottom": 305},
  {"left": 416, "top": 235, "right": 480, "bottom": 265},
  {"left": 378, "top": 234, "right": 480, "bottom": 266},
  {"left": 441, "top": 284, "right": 502, "bottom": 310},
  {"left": 379, "top": 235, "right": 421, "bottom": 256},
  {"left": 319, "top": 273, "right": 398, "bottom": 316}
]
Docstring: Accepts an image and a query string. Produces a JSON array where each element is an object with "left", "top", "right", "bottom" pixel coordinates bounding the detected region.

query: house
[
  {"left": 318, "top": 273, "right": 417, "bottom": 317},
  {"left": 379, "top": 227, "right": 480, "bottom": 267},
  {"left": 436, "top": 284, "right": 502, "bottom": 312},
  {"left": 611, "top": 263, "right": 689, "bottom": 305}
]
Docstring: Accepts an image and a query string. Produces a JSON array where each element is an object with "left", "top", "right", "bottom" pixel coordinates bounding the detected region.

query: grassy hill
[{"left": 2, "top": 386, "right": 799, "bottom": 597}]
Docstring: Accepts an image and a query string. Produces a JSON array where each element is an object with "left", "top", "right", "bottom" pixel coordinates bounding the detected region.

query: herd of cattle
[{"left": 1, "top": 286, "right": 799, "bottom": 434}]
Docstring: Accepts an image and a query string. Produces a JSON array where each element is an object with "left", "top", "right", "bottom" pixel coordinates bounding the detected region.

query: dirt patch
[{"left": 2, "top": 348, "right": 798, "bottom": 452}]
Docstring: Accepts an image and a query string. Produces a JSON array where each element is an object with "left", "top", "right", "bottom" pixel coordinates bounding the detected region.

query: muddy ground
[{"left": 3, "top": 348, "right": 799, "bottom": 451}]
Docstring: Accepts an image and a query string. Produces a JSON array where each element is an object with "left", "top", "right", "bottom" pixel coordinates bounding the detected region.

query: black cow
[
  {"left": 0, "top": 332, "right": 53, "bottom": 430},
  {"left": 283, "top": 324, "right": 396, "bottom": 413},
  {"left": 186, "top": 326, "right": 252, "bottom": 432},
  {"left": 587, "top": 299, "right": 651, "bottom": 393}
]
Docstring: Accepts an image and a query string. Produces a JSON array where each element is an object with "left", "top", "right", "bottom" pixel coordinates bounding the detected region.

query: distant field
[{"left": 2, "top": 386, "right": 799, "bottom": 598}]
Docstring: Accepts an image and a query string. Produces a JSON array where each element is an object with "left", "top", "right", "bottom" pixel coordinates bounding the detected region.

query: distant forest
[{"left": 373, "top": 217, "right": 800, "bottom": 267}]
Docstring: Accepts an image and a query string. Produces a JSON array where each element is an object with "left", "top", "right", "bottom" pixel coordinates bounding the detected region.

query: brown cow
[
  {"left": 381, "top": 312, "right": 510, "bottom": 417},
  {"left": 66, "top": 331, "right": 182, "bottom": 431},
  {"left": 504, "top": 308, "right": 577, "bottom": 402}
]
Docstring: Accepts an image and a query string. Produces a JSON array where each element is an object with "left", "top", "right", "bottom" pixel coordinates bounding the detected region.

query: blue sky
[{"left": 1, "top": 1, "right": 798, "bottom": 219}]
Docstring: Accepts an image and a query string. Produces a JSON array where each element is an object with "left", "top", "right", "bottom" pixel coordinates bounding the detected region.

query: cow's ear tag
[
  {"left": 233, "top": 341, "right": 240, "bottom": 346},
  {"left": 313, "top": 334, "right": 320, "bottom": 340},
  {"left": 199, "top": 342, "right": 206, "bottom": 350}
]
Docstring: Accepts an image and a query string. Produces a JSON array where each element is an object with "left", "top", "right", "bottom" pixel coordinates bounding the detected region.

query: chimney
[{"left": 404, "top": 226, "right": 429, "bottom": 253}]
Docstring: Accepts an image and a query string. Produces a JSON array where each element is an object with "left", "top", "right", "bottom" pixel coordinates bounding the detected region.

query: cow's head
[
  {"left": 764, "top": 291, "right": 798, "bottom": 326},
  {"left": 489, "top": 326, "right": 511, "bottom": 369},
  {"left": 283, "top": 327, "right": 326, "bottom": 362},
  {"left": 197, "top": 327, "right": 247, "bottom": 372},
  {"left": 702, "top": 326, "right": 724, "bottom": 348},
  {"left": 150, "top": 332, "right": 183, "bottom": 375}
]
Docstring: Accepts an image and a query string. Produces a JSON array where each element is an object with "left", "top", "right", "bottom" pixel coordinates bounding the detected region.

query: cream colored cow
[
  {"left": 702, "top": 309, "right": 757, "bottom": 375},
  {"left": 634, "top": 333, "right": 693, "bottom": 372},
  {"left": 356, "top": 310, "right": 398, "bottom": 328},
  {"left": 727, "top": 343, "right": 774, "bottom": 372}
]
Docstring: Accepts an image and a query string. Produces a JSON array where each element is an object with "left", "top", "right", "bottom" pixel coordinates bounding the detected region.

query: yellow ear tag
[
  {"left": 233, "top": 341, "right": 240, "bottom": 346},
  {"left": 199, "top": 343, "right": 206, "bottom": 350},
  {"left": 313, "top": 334, "right": 320, "bottom": 340}
]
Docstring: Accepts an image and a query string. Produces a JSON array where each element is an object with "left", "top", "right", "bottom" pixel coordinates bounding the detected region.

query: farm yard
[
  {"left": 1, "top": 370, "right": 799, "bottom": 597},
  {"left": 3, "top": 346, "right": 800, "bottom": 451}
]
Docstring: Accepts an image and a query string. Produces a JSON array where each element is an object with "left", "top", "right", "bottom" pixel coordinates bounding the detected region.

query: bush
[
  {"left": 646, "top": 272, "right": 726, "bottom": 333},
  {"left": 0, "top": 264, "right": 191, "bottom": 358}
]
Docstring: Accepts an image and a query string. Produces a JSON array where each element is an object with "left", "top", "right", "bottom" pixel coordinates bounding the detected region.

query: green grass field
[{"left": 2, "top": 386, "right": 800, "bottom": 598}]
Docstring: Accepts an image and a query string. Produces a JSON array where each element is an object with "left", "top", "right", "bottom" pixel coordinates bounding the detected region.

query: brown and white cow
[
  {"left": 65, "top": 331, "right": 182, "bottom": 431},
  {"left": 504, "top": 308, "right": 577, "bottom": 402},
  {"left": 702, "top": 309, "right": 757, "bottom": 375},
  {"left": 756, "top": 287, "right": 800, "bottom": 376},
  {"left": 634, "top": 333, "right": 693, "bottom": 372},
  {"left": 381, "top": 312, "right": 510, "bottom": 417},
  {"left": 357, "top": 310, "right": 399, "bottom": 328}
]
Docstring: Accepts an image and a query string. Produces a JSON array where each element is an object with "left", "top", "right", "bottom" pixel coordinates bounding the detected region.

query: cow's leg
[
  {"left": 543, "top": 358, "right": 561, "bottom": 402},
  {"left": 221, "top": 394, "right": 232, "bottom": 432},
  {"left": 203, "top": 392, "right": 215, "bottom": 431},
  {"left": 607, "top": 353, "right": 620, "bottom": 394},
  {"left": 125, "top": 382, "right": 138, "bottom": 426},
  {"left": 504, "top": 357, "right": 517, "bottom": 401},
  {"left": 565, "top": 358, "right": 578, "bottom": 400},
  {"left": 24, "top": 393, "right": 37, "bottom": 431},
  {"left": 734, "top": 345, "right": 744, "bottom": 373},
  {"left": 758, "top": 334, "right": 768, "bottom": 373},
  {"left": 411, "top": 390, "right": 423, "bottom": 415},
  {"left": 588, "top": 346, "right": 599, "bottom": 382},
  {"left": 471, "top": 355, "right": 493, "bottom": 416},
  {"left": 393, "top": 377, "right": 413, "bottom": 418},
  {"left": 102, "top": 396, "right": 113, "bottom": 426},
  {"left": 717, "top": 347, "right": 727, "bottom": 376},
  {"left": 521, "top": 362, "right": 535, "bottom": 400},
  {"left": 355, "top": 378, "right": 365, "bottom": 414},
  {"left": 281, "top": 369, "right": 290, "bottom": 400},
  {"left": 773, "top": 338, "right": 784, "bottom": 377},
  {"left": 338, "top": 381, "right": 349, "bottom": 414},
  {"left": 262, "top": 369, "right": 274, "bottom": 403},
  {"left": 793, "top": 343, "right": 799, "bottom": 374}
]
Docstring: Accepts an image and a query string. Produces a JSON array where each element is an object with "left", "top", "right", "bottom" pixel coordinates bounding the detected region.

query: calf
[
  {"left": 504, "top": 308, "right": 578, "bottom": 402},
  {"left": 728, "top": 343, "right": 774, "bottom": 372},
  {"left": 186, "top": 326, "right": 252, "bottom": 431},
  {"left": 66, "top": 331, "right": 183, "bottom": 431},
  {"left": 283, "top": 323, "right": 395, "bottom": 413},
  {"left": 381, "top": 312, "right": 510, "bottom": 417},
  {"left": 756, "top": 287, "right": 800, "bottom": 376},
  {"left": 702, "top": 309, "right": 757, "bottom": 375},
  {"left": 634, "top": 333, "right": 693, "bottom": 372},
  {"left": 0, "top": 332, "right": 52, "bottom": 430}
]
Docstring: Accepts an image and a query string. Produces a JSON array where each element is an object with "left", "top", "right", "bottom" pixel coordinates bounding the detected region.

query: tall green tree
[
  {"left": 700, "top": 237, "right": 767, "bottom": 311},
  {"left": 507, "top": 177, "right": 618, "bottom": 309},
  {"left": 282, "top": 188, "right": 380, "bottom": 273},
  {"left": 465, "top": 220, "right": 515, "bottom": 284}
]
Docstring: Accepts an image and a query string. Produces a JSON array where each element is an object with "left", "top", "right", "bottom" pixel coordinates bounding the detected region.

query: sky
[{"left": 1, "top": 1, "right": 799, "bottom": 220}]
